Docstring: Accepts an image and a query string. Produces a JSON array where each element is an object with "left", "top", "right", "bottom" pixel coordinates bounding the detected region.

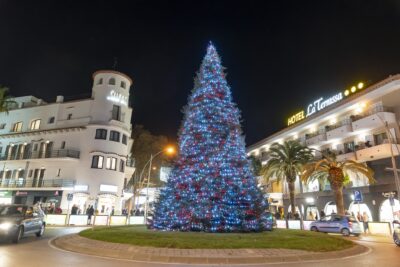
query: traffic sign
[
  {"left": 67, "top": 193, "right": 74, "bottom": 202},
  {"left": 354, "top": 190, "right": 363, "bottom": 202}
]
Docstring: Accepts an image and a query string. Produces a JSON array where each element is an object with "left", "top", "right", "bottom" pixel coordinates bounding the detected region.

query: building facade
[
  {"left": 248, "top": 75, "right": 400, "bottom": 222},
  {"left": 0, "top": 70, "right": 135, "bottom": 215}
]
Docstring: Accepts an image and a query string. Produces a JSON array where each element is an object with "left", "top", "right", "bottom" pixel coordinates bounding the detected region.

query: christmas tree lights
[{"left": 151, "top": 43, "right": 267, "bottom": 232}]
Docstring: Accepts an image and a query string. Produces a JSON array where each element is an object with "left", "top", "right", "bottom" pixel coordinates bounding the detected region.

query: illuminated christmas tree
[{"left": 151, "top": 43, "right": 267, "bottom": 232}]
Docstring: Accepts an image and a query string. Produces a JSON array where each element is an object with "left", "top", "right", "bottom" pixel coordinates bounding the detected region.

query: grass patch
[{"left": 79, "top": 225, "right": 354, "bottom": 252}]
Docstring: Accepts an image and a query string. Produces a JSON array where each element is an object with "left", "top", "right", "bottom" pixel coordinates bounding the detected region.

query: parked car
[
  {"left": 309, "top": 214, "right": 361, "bottom": 236},
  {"left": 393, "top": 220, "right": 400, "bottom": 247},
  {"left": 0, "top": 204, "right": 46, "bottom": 243}
]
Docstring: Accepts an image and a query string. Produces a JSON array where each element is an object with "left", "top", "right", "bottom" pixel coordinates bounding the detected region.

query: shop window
[
  {"left": 30, "top": 119, "right": 41, "bottom": 130},
  {"left": 108, "top": 77, "right": 116, "bottom": 85},
  {"left": 109, "top": 131, "right": 120, "bottom": 142},
  {"left": 12, "top": 122, "right": 23, "bottom": 132},
  {"left": 122, "top": 134, "right": 127, "bottom": 145},
  {"left": 67, "top": 114, "right": 72, "bottom": 120},
  {"left": 48, "top": 117, "right": 55, "bottom": 124},
  {"left": 380, "top": 198, "right": 400, "bottom": 222},
  {"left": 0, "top": 123, "right": 6, "bottom": 129},
  {"left": 95, "top": 129, "right": 107, "bottom": 140},
  {"left": 61, "top": 141, "right": 66, "bottom": 149},
  {"left": 91, "top": 155, "right": 104, "bottom": 169},
  {"left": 106, "top": 157, "right": 117, "bottom": 170},
  {"left": 119, "top": 160, "right": 125, "bottom": 172},
  {"left": 97, "top": 78, "right": 103, "bottom": 85}
]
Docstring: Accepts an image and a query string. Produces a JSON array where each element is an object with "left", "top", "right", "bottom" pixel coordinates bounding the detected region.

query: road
[{"left": 0, "top": 227, "right": 399, "bottom": 267}]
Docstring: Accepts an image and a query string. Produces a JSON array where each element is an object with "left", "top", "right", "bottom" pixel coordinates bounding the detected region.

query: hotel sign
[
  {"left": 107, "top": 90, "right": 128, "bottom": 106},
  {"left": 287, "top": 92, "right": 343, "bottom": 126}
]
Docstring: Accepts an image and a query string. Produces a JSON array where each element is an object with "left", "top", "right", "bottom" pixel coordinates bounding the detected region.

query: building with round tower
[{"left": 0, "top": 70, "right": 135, "bottom": 215}]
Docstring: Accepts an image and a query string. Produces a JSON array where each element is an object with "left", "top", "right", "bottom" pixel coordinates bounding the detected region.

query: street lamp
[
  {"left": 376, "top": 113, "right": 400, "bottom": 202},
  {"left": 141, "top": 146, "right": 175, "bottom": 224}
]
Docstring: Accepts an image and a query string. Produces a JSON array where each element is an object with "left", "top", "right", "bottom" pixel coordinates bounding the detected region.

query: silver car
[
  {"left": 0, "top": 204, "right": 46, "bottom": 243},
  {"left": 310, "top": 215, "right": 362, "bottom": 236}
]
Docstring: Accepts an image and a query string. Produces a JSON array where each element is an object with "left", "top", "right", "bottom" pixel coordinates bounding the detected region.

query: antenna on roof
[{"left": 112, "top": 57, "right": 118, "bottom": 70}]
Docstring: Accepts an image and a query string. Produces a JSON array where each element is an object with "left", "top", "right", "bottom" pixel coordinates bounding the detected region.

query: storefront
[
  {"left": 12, "top": 190, "right": 63, "bottom": 208},
  {"left": 97, "top": 193, "right": 117, "bottom": 215},
  {"left": 349, "top": 201, "right": 373, "bottom": 220},
  {"left": 0, "top": 191, "right": 12, "bottom": 204},
  {"left": 380, "top": 198, "right": 400, "bottom": 222}
]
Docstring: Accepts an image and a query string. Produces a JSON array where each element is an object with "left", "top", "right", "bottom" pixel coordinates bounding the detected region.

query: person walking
[
  {"left": 87, "top": 205, "right": 94, "bottom": 225},
  {"left": 320, "top": 210, "right": 326, "bottom": 219},
  {"left": 306, "top": 211, "right": 315, "bottom": 221},
  {"left": 362, "top": 212, "right": 370, "bottom": 234}
]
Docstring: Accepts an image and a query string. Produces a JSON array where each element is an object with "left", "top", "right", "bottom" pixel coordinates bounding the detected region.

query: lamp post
[
  {"left": 376, "top": 114, "right": 400, "bottom": 202},
  {"left": 139, "top": 146, "right": 175, "bottom": 224}
]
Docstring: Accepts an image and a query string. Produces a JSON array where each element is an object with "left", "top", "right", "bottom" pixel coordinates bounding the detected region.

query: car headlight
[{"left": 0, "top": 222, "right": 13, "bottom": 230}]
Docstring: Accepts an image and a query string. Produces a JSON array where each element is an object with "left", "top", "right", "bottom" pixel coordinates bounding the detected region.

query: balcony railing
[
  {"left": 0, "top": 178, "right": 76, "bottom": 188},
  {"left": 0, "top": 149, "right": 80, "bottom": 161}
]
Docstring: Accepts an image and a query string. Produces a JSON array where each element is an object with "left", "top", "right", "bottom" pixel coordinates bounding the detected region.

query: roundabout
[{"left": 51, "top": 226, "right": 368, "bottom": 265}]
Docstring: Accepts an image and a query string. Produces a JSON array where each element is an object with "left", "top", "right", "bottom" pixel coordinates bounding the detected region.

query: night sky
[{"left": 1, "top": 1, "right": 400, "bottom": 145}]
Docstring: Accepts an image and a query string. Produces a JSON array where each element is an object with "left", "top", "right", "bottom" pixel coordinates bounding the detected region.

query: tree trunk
[
  {"left": 333, "top": 186, "right": 345, "bottom": 215},
  {"left": 288, "top": 181, "right": 296, "bottom": 215}
]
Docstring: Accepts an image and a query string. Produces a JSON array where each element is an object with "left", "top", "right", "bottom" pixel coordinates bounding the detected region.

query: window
[
  {"left": 106, "top": 157, "right": 117, "bottom": 170},
  {"left": 109, "top": 131, "right": 120, "bottom": 142},
  {"left": 119, "top": 160, "right": 125, "bottom": 172},
  {"left": 28, "top": 170, "right": 33, "bottom": 177},
  {"left": 48, "top": 117, "right": 55, "bottom": 124},
  {"left": 67, "top": 114, "right": 72, "bottom": 120},
  {"left": 108, "top": 78, "right": 116, "bottom": 85},
  {"left": 12, "top": 122, "right": 23, "bottom": 132},
  {"left": 91, "top": 155, "right": 104, "bottom": 169},
  {"left": 95, "top": 129, "right": 107, "bottom": 140},
  {"left": 344, "top": 141, "right": 355, "bottom": 153},
  {"left": 97, "top": 78, "right": 103, "bottom": 85},
  {"left": 120, "top": 81, "right": 126, "bottom": 89},
  {"left": 33, "top": 144, "right": 38, "bottom": 151},
  {"left": 0, "top": 147, "right": 2, "bottom": 154},
  {"left": 30, "top": 119, "right": 41, "bottom": 130},
  {"left": 61, "top": 141, "right": 66, "bottom": 149},
  {"left": 122, "top": 134, "right": 127, "bottom": 145},
  {"left": 111, "top": 105, "right": 121, "bottom": 121},
  {"left": 0, "top": 123, "right": 5, "bottom": 129},
  {"left": 374, "top": 132, "right": 388, "bottom": 146}
]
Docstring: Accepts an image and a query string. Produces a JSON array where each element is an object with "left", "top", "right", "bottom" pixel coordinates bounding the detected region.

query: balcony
[
  {"left": 305, "top": 133, "right": 327, "bottom": 146},
  {"left": 0, "top": 149, "right": 80, "bottom": 161},
  {"left": 351, "top": 107, "right": 396, "bottom": 132},
  {"left": 0, "top": 178, "right": 76, "bottom": 189},
  {"left": 356, "top": 139, "right": 400, "bottom": 162},
  {"left": 336, "top": 151, "right": 357, "bottom": 162},
  {"left": 326, "top": 123, "right": 353, "bottom": 140}
]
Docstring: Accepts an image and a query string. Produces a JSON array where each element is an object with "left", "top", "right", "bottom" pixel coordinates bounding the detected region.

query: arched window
[
  {"left": 120, "top": 81, "right": 126, "bottom": 89},
  {"left": 108, "top": 77, "right": 116, "bottom": 85},
  {"left": 97, "top": 78, "right": 103, "bottom": 85}
]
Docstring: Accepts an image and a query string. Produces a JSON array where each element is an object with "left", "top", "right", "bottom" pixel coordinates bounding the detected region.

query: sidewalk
[{"left": 51, "top": 234, "right": 369, "bottom": 264}]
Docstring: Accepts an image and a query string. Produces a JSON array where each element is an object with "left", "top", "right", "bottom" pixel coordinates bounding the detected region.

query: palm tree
[
  {"left": 301, "top": 154, "right": 374, "bottom": 216},
  {"left": 0, "top": 87, "right": 16, "bottom": 113},
  {"left": 261, "top": 140, "right": 313, "bottom": 216}
]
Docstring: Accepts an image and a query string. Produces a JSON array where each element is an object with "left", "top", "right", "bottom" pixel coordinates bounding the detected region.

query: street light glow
[
  {"left": 165, "top": 146, "right": 176, "bottom": 155},
  {"left": 357, "top": 82, "right": 364, "bottom": 89}
]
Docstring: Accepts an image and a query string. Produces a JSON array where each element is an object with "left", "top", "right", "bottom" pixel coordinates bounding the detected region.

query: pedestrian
[
  {"left": 357, "top": 212, "right": 362, "bottom": 222},
  {"left": 362, "top": 212, "right": 369, "bottom": 234},
  {"left": 71, "top": 204, "right": 78, "bottom": 215},
  {"left": 87, "top": 205, "right": 94, "bottom": 225}
]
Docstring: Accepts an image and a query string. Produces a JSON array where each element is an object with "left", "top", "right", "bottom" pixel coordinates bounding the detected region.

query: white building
[
  {"left": 0, "top": 70, "right": 135, "bottom": 215},
  {"left": 248, "top": 75, "right": 400, "bottom": 222}
]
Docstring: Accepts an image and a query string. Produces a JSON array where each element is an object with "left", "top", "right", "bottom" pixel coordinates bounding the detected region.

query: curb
[{"left": 50, "top": 234, "right": 370, "bottom": 265}]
